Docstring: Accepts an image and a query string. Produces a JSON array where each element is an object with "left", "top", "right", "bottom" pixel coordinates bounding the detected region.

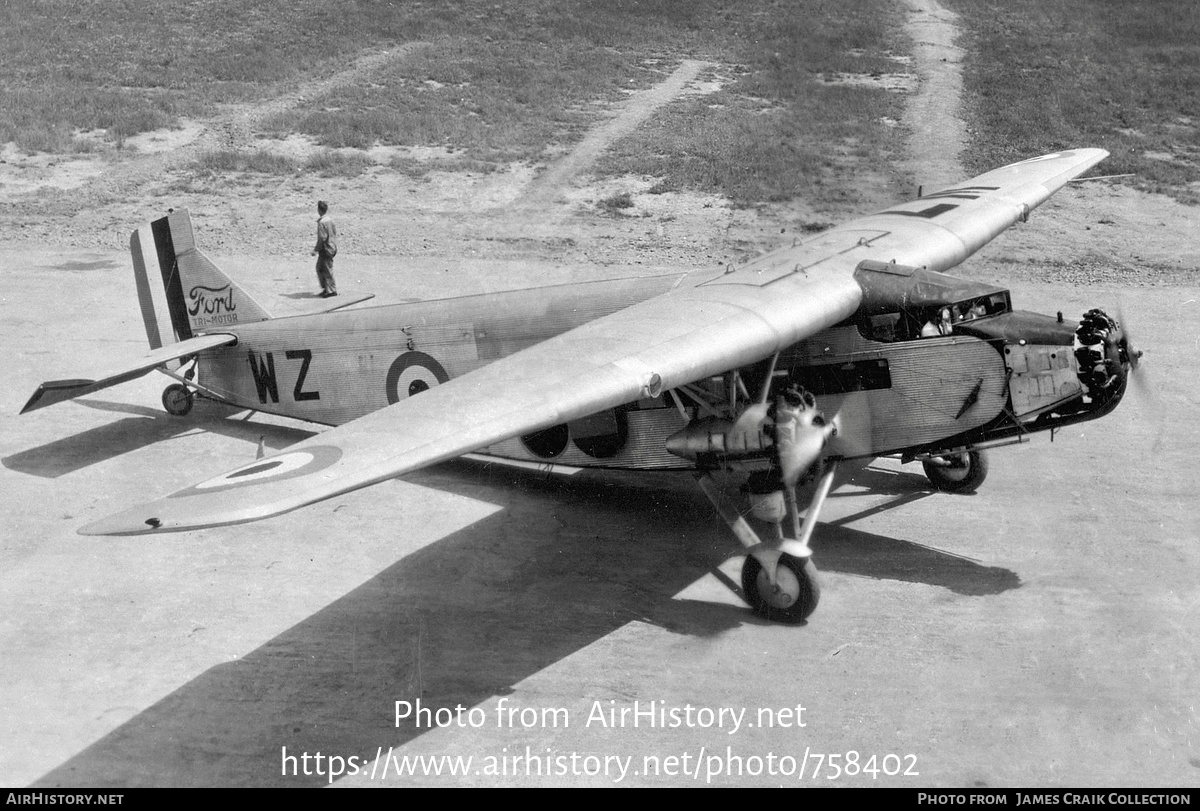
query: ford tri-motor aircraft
[{"left": 22, "top": 149, "right": 1139, "bottom": 623}]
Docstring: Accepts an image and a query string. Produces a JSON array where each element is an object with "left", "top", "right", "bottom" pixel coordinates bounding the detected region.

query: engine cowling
[
  {"left": 665, "top": 386, "right": 836, "bottom": 481},
  {"left": 1073, "top": 308, "right": 1133, "bottom": 404}
]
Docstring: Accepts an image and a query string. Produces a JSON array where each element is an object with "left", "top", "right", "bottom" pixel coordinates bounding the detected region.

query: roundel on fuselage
[{"left": 385, "top": 351, "right": 450, "bottom": 404}]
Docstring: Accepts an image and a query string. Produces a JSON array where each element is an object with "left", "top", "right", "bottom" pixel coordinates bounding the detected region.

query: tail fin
[{"left": 130, "top": 208, "right": 271, "bottom": 349}]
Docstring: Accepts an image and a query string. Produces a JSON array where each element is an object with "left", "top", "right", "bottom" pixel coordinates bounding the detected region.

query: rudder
[{"left": 131, "top": 208, "right": 271, "bottom": 349}]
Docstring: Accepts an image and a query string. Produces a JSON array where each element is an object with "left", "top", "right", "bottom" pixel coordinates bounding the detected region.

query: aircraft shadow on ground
[
  {"left": 812, "top": 525, "right": 1021, "bottom": 597},
  {"left": 818, "top": 463, "right": 1019, "bottom": 596},
  {"left": 3, "top": 399, "right": 315, "bottom": 478},
  {"left": 833, "top": 461, "right": 937, "bottom": 496},
  {"left": 34, "top": 468, "right": 740, "bottom": 788},
  {"left": 437, "top": 460, "right": 1019, "bottom": 601},
  {"left": 34, "top": 460, "right": 1018, "bottom": 787}
]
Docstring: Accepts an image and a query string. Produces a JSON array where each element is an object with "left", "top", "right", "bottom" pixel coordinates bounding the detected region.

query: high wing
[
  {"left": 21, "top": 333, "right": 237, "bottom": 414},
  {"left": 81, "top": 149, "right": 1107, "bottom": 535}
]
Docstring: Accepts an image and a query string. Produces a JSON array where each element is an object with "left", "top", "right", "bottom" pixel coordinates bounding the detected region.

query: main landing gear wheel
[
  {"left": 741, "top": 554, "right": 821, "bottom": 624},
  {"left": 161, "top": 383, "right": 194, "bottom": 416},
  {"left": 922, "top": 449, "right": 988, "bottom": 492}
]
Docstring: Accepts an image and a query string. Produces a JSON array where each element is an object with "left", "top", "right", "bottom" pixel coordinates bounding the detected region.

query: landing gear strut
[
  {"left": 697, "top": 457, "right": 838, "bottom": 624},
  {"left": 669, "top": 372, "right": 837, "bottom": 624}
]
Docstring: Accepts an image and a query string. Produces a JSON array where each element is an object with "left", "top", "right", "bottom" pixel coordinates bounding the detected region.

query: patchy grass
[
  {"left": 947, "top": 0, "right": 1200, "bottom": 202},
  {"left": 598, "top": 83, "right": 908, "bottom": 205},
  {"left": 193, "top": 149, "right": 299, "bottom": 176},
  {"left": 262, "top": 37, "right": 636, "bottom": 162},
  {"left": 387, "top": 153, "right": 498, "bottom": 177},
  {"left": 597, "top": 191, "right": 635, "bottom": 213},
  {"left": 303, "top": 150, "right": 376, "bottom": 177},
  {"left": 186, "top": 147, "right": 376, "bottom": 179},
  {"left": 0, "top": 0, "right": 433, "bottom": 151},
  {"left": 6, "top": 0, "right": 1200, "bottom": 206},
  {"left": 0, "top": 0, "right": 906, "bottom": 207},
  {"left": 2, "top": 88, "right": 179, "bottom": 152},
  {"left": 0, "top": 0, "right": 688, "bottom": 156},
  {"left": 313, "top": 0, "right": 909, "bottom": 204},
  {"left": 594, "top": 0, "right": 909, "bottom": 206}
]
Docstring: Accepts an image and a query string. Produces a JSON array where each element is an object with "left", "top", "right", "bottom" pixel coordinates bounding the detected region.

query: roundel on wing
[
  {"left": 173, "top": 445, "right": 344, "bottom": 496},
  {"left": 386, "top": 351, "right": 450, "bottom": 404}
]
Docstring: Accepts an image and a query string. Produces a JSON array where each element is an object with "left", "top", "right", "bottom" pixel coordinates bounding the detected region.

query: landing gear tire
[
  {"left": 923, "top": 449, "right": 988, "bottom": 492},
  {"left": 741, "top": 554, "right": 821, "bottom": 624},
  {"left": 162, "top": 384, "right": 194, "bottom": 417}
]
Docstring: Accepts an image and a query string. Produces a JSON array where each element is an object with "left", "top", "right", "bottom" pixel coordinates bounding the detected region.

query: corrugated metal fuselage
[
  {"left": 198, "top": 274, "right": 682, "bottom": 421},
  {"left": 193, "top": 273, "right": 1074, "bottom": 470}
]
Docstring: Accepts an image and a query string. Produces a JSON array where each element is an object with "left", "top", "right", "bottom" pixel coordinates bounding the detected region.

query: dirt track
[
  {"left": 1, "top": 0, "right": 1198, "bottom": 789},
  {"left": 902, "top": 0, "right": 967, "bottom": 190},
  {"left": 1, "top": 1, "right": 1193, "bottom": 284}
]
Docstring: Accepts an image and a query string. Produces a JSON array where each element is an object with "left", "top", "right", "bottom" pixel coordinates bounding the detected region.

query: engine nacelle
[{"left": 665, "top": 386, "right": 836, "bottom": 480}]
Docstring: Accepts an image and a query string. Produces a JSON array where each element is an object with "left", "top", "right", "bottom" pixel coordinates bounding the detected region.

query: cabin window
[
  {"left": 791, "top": 359, "right": 891, "bottom": 395},
  {"left": 521, "top": 423, "right": 570, "bottom": 458},
  {"left": 861, "top": 312, "right": 928, "bottom": 342},
  {"left": 865, "top": 313, "right": 901, "bottom": 342},
  {"left": 569, "top": 409, "right": 629, "bottom": 458}
]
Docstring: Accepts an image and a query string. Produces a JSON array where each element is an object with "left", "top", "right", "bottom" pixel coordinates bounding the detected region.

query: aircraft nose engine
[{"left": 1073, "top": 308, "right": 1139, "bottom": 404}]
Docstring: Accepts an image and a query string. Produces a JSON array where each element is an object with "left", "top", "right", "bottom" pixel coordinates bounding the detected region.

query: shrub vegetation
[
  {"left": 4, "top": 1, "right": 1195, "bottom": 202},
  {"left": 0, "top": 0, "right": 905, "bottom": 202},
  {"left": 948, "top": 0, "right": 1200, "bottom": 200}
]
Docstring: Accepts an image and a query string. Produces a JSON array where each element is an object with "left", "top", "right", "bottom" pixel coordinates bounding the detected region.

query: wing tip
[
  {"left": 79, "top": 508, "right": 210, "bottom": 536},
  {"left": 21, "top": 379, "right": 95, "bottom": 414},
  {"left": 78, "top": 515, "right": 163, "bottom": 537},
  {"left": 78, "top": 498, "right": 295, "bottom": 536}
]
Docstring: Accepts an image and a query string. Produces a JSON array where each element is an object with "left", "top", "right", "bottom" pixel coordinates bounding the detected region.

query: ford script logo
[{"left": 188, "top": 284, "right": 236, "bottom": 317}]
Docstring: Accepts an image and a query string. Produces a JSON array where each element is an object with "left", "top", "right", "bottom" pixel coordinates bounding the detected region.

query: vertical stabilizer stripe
[
  {"left": 130, "top": 228, "right": 164, "bottom": 349},
  {"left": 142, "top": 224, "right": 175, "bottom": 346},
  {"left": 151, "top": 216, "right": 194, "bottom": 341}
]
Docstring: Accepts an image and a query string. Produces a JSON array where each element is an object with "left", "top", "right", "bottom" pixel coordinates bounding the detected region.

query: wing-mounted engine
[
  {"left": 665, "top": 370, "right": 839, "bottom": 623},
  {"left": 664, "top": 383, "right": 836, "bottom": 479}
]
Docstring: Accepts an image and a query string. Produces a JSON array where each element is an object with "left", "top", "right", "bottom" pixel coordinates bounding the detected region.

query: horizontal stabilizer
[{"left": 21, "top": 333, "right": 237, "bottom": 414}]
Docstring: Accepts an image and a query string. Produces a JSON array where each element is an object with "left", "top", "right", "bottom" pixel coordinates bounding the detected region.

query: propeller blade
[{"left": 1114, "top": 302, "right": 1164, "bottom": 451}]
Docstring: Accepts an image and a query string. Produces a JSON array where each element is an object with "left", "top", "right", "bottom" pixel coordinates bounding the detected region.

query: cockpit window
[
  {"left": 954, "top": 292, "right": 1010, "bottom": 322},
  {"left": 860, "top": 292, "right": 1011, "bottom": 342},
  {"left": 853, "top": 262, "right": 1014, "bottom": 343}
]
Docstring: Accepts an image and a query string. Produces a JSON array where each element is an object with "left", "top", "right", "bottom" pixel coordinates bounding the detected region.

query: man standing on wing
[{"left": 311, "top": 200, "right": 338, "bottom": 298}]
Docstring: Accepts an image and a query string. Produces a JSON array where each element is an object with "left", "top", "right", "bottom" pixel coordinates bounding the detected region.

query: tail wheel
[
  {"left": 741, "top": 554, "right": 821, "bottom": 623},
  {"left": 162, "top": 384, "right": 194, "bottom": 416},
  {"left": 922, "top": 449, "right": 988, "bottom": 492}
]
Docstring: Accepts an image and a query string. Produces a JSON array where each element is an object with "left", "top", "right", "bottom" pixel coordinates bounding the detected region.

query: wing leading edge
[
  {"left": 80, "top": 149, "right": 1107, "bottom": 535},
  {"left": 80, "top": 267, "right": 866, "bottom": 535}
]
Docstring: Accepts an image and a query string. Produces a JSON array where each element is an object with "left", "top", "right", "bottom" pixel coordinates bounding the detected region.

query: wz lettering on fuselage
[
  {"left": 189, "top": 284, "right": 239, "bottom": 326},
  {"left": 247, "top": 349, "right": 320, "bottom": 404}
]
